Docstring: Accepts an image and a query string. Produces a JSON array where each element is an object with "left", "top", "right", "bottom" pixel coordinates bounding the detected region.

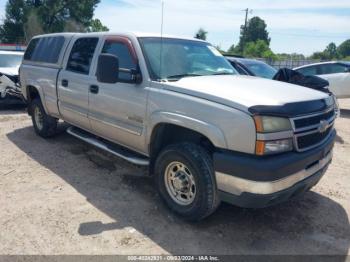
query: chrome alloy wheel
[
  {"left": 164, "top": 161, "right": 196, "bottom": 206},
  {"left": 34, "top": 106, "right": 44, "bottom": 130}
]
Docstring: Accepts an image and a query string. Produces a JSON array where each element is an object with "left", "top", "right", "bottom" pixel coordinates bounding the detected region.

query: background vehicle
[
  {"left": 20, "top": 33, "right": 336, "bottom": 221},
  {"left": 0, "top": 51, "right": 24, "bottom": 105},
  {"left": 294, "top": 61, "right": 350, "bottom": 98},
  {"left": 225, "top": 56, "right": 277, "bottom": 79},
  {"left": 226, "top": 56, "right": 332, "bottom": 94}
]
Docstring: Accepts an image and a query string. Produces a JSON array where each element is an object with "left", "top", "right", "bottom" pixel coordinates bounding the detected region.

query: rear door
[
  {"left": 88, "top": 35, "right": 148, "bottom": 154},
  {"left": 57, "top": 36, "right": 100, "bottom": 130}
]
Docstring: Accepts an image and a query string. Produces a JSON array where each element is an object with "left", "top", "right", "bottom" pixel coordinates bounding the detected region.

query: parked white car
[
  {"left": 294, "top": 61, "right": 350, "bottom": 98},
  {"left": 0, "top": 50, "right": 24, "bottom": 104}
]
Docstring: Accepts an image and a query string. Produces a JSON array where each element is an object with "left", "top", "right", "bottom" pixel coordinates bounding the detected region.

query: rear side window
[
  {"left": 66, "top": 37, "right": 99, "bottom": 74},
  {"left": 24, "top": 36, "right": 65, "bottom": 63},
  {"left": 24, "top": 38, "right": 39, "bottom": 60},
  {"left": 319, "top": 64, "right": 347, "bottom": 75},
  {"left": 101, "top": 40, "right": 137, "bottom": 81}
]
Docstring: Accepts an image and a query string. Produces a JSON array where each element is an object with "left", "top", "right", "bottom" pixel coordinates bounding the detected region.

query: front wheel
[
  {"left": 30, "top": 98, "right": 57, "bottom": 138},
  {"left": 154, "top": 143, "right": 220, "bottom": 221}
]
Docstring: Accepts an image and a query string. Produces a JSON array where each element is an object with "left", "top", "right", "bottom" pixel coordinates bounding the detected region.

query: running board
[{"left": 67, "top": 127, "right": 149, "bottom": 166}]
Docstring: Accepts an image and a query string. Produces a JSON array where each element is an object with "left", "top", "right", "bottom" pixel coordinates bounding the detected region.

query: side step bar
[{"left": 67, "top": 127, "right": 149, "bottom": 166}]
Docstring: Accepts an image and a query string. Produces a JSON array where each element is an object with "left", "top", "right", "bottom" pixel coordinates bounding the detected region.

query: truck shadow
[
  {"left": 7, "top": 125, "right": 350, "bottom": 257},
  {"left": 0, "top": 103, "right": 26, "bottom": 114}
]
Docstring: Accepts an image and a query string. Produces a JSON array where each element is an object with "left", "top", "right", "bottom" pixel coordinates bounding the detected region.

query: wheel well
[
  {"left": 149, "top": 124, "right": 215, "bottom": 163},
  {"left": 26, "top": 86, "right": 40, "bottom": 102},
  {"left": 26, "top": 86, "right": 40, "bottom": 115}
]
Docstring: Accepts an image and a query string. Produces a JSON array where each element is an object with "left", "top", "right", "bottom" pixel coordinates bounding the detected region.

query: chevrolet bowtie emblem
[{"left": 318, "top": 120, "right": 329, "bottom": 133}]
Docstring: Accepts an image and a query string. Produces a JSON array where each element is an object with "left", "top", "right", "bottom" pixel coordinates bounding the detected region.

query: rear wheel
[
  {"left": 155, "top": 143, "right": 220, "bottom": 221},
  {"left": 30, "top": 98, "right": 57, "bottom": 138}
]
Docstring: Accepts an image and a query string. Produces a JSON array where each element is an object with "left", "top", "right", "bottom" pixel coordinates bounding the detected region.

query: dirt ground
[{"left": 0, "top": 100, "right": 349, "bottom": 256}]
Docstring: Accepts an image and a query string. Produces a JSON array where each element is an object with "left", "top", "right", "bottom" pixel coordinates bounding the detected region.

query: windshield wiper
[
  {"left": 165, "top": 73, "right": 203, "bottom": 81},
  {"left": 211, "top": 72, "right": 234, "bottom": 76}
]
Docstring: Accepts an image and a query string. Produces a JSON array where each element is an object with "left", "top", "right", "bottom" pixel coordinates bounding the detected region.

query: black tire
[
  {"left": 30, "top": 98, "right": 57, "bottom": 138},
  {"left": 154, "top": 143, "right": 220, "bottom": 221}
]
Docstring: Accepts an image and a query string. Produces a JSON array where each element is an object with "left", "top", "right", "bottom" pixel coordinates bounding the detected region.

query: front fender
[{"left": 148, "top": 111, "right": 228, "bottom": 149}]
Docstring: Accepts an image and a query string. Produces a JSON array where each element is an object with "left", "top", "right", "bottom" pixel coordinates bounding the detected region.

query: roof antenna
[{"left": 159, "top": 0, "right": 165, "bottom": 81}]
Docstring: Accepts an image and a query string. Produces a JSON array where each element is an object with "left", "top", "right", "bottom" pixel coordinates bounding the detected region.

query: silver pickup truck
[{"left": 20, "top": 32, "right": 336, "bottom": 221}]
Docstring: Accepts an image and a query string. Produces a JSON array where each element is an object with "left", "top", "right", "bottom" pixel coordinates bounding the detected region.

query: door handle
[
  {"left": 61, "top": 79, "right": 69, "bottom": 87},
  {"left": 90, "top": 85, "right": 99, "bottom": 94}
]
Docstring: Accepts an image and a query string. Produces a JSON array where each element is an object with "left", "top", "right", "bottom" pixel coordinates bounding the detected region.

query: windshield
[
  {"left": 139, "top": 37, "right": 238, "bottom": 81},
  {"left": 0, "top": 53, "right": 23, "bottom": 68},
  {"left": 240, "top": 60, "right": 277, "bottom": 79}
]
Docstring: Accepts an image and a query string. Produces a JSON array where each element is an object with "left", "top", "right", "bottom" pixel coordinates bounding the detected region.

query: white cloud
[
  {"left": 117, "top": 0, "right": 350, "bottom": 10},
  {"left": 95, "top": 0, "right": 349, "bottom": 54},
  {"left": 0, "top": 0, "right": 347, "bottom": 54}
]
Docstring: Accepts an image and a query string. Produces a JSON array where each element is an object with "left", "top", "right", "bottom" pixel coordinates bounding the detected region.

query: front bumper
[{"left": 214, "top": 129, "right": 335, "bottom": 208}]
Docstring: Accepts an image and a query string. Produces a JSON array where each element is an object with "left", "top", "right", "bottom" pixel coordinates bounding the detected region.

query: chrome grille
[{"left": 291, "top": 107, "right": 335, "bottom": 152}]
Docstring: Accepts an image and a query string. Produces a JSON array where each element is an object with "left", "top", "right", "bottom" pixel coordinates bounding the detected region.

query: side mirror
[{"left": 96, "top": 54, "right": 119, "bottom": 84}]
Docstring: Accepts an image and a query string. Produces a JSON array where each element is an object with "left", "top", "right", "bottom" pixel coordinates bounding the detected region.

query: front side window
[
  {"left": 101, "top": 40, "right": 137, "bottom": 82},
  {"left": 66, "top": 37, "right": 98, "bottom": 74},
  {"left": 297, "top": 66, "right": 318, "bottom": 76},
  {"left": 139, "top": 37, "right": 237, "bottom": 81}
]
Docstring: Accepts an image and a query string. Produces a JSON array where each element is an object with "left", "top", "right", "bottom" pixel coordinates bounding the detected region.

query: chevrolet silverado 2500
[{"left": 20, "top": 32, "right": 336, "bottom": 221}]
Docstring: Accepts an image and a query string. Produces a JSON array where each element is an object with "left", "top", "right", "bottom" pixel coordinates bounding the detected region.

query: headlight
[
  {"left": 256, "top": 139, "right": 293, "bottom": 155},
  {"left": 254, "top": 116, "right": 292, "bottom": 133},
  {"left": 254, "top": 115, "right": 293, "bottom": 155}
]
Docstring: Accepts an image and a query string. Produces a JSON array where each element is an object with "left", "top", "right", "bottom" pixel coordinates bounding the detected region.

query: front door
[{"left": 88, "top": 36, "right": 148, "bottom": 154}]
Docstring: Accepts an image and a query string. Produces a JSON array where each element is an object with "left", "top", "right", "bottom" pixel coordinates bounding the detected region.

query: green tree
[
  {"left": 337, "top": 39, "right": 350, "bottom": 58},
  {"left": 0, "top": 0, "right": 107, "bottom": 43},
  {"left": 276, "top": 53, "right": 305, "bottom": 60},
  {"left": 243, "top": 40, "right": 276, "bottom": 60},
  {"left": 87, "top": 19, "right": 109, "bottom": 32},
  {"left": 194, "top": 28, "right": 208, "bottom": 40},
  {"left": 0, "top": 0, "right": 27, "bottom": 43},
  {"left": 310, "top": 51, "right": 328, "bottom": 60},
  {"left": 324, "top": 42, "right": 338, "bottom": 59},
  {"left": 237, "top": 16, "right": 270, "bottom": 53},
  {"left": 36, "top": 0, "right": 100, "bottom": 33},
  {"left": 311, "top": 42, "right": 339, "bottom": 60},
  {"left": 24, "top": 9, "right": 44, "bottom": 41}
]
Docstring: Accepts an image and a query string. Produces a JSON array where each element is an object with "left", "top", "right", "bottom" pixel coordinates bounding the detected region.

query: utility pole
[
  {"left": 241, "top": 8, "right": 250, "bottom": 53},
  {"left": 244, "top": 8, "right": 249, "bottom": 30}
]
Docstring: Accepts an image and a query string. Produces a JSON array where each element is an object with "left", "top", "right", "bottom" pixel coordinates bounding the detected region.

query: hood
[
  {"left": 0, "top": 67, "right": 19, "bottom": 76},
  {"left": 163, "top": 75, "right": 329, "bottom": 112}
]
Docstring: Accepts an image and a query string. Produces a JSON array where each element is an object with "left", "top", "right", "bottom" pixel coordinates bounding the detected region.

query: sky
[{"left": 0, "top": 0, "right": 349, "bottom": 55}]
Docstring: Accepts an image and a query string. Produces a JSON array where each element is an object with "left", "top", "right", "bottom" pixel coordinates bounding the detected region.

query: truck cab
[{"left": 20, "top": 32, "right": 336, "bottom": 221}]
